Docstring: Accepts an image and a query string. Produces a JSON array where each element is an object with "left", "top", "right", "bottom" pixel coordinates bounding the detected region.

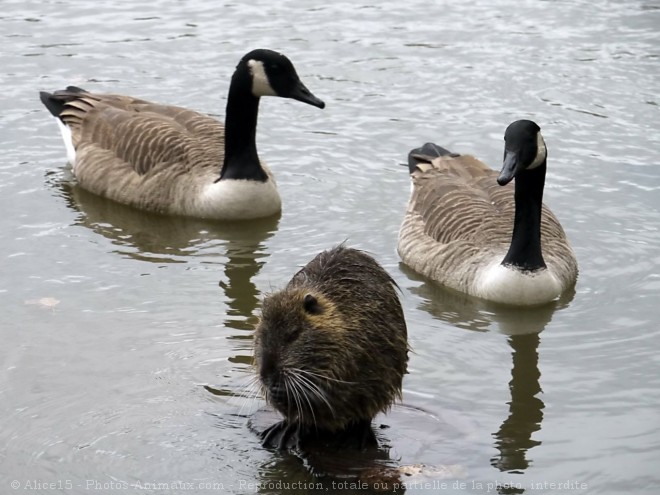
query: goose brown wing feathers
[
  {"left": 57, "top": 91, "right": 224, "bottom": 177},
  {"left": 409, "top": 155, "right": 515, "bottom": 247}
]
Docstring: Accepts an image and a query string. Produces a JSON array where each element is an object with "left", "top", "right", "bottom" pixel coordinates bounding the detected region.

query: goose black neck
[
  {"left": 501, "top": 162, "right": 547, "bottom": 271},
  {"left": 219, "top": 75, "right": 268, "bottom": 182}
]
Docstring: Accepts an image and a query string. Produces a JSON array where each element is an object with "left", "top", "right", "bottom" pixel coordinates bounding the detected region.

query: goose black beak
[
  {"left": 288, "top": 81, "right": 325, "bottom": 109},
  {"left": 498, "top": 149, "right": 521, "bottom": 186}
]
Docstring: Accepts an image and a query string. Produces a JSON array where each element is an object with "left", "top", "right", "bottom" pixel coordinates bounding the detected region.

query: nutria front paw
[{"left": 260, "top": 420, "right": 300, "bottom": 450}]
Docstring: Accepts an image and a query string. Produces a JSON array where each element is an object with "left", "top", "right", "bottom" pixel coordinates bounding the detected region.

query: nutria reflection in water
[{"left": 253, "top": 245, "right": 409, "bottom": 451}]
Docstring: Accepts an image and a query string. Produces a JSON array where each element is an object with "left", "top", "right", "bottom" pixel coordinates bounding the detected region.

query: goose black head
[
  {"left": 498, "top": 120, "right": 546, "bottom": 186},
  {"left": 239, "top": 49, "right": 325, "bottom": 109}
]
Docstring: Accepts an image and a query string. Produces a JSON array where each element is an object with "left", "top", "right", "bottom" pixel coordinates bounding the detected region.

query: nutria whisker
[
  {"left": 229, "top": 374, "right": 261, "bottom": 416},
  {"left": 283, "top": 375, "right": 303, "bottom": 424},
  {"left": 284, "top": 374, "right": 307, "bottom": 426},
  {"left": 287, "top": 372, "right": 319, "bottom": 430},
  {"left": 239, "top": 374, "right": 261, "bottom": 397},
  {"left": 288, "top": 369, "right": 337, "bottom": 418},
  {"left": 237, "top": 378, "right": 263, "bottom": 417},
  {"left": 281, "top": 376, "right": 293, "bottom": 419},
  {"left": 234, "top": 371, "right": 260, "bottom": 397},
  {"left": 288, "top": 369, "right": 335, "bottom": 421},
  {"left": 283, "top": 373, "right": 302, "bottom": 422},
  {"left": 293, "top": 368, "right": 358, "bottom": 386}
]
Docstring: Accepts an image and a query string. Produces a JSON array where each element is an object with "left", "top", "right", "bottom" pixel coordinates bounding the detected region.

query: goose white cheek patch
[
  {"left": 528, "top": 133, "right": 547, "bottom": 170},
  {"left": 248, "top": 60, "right": 277, "bottom": 97}
]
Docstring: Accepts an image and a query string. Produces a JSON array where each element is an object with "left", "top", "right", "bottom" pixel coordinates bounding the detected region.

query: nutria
[{"left": 253, "top": 245, "right": 409, "bottom": 450}]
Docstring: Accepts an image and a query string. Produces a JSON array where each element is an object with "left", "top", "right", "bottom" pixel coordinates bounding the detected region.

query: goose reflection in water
[
  {"left": 53, "top": 173, "right": 278, "bottom": 267},
  {"left": 401, "top": 262, "right": 574, "bottom": 335},
  {"left": 401, "top": 264, "right": 575, "bottom": 492},
  {"left": 491, "top": 333, "right": 543, "bottom": 482},
  {"left": 55, "top": 171, "right": 277, "bottom": 378}
]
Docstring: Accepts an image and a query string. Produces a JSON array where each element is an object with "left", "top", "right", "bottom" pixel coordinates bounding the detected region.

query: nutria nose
[
  {"left": 260, "top": 368, "right": 287, "bottom": 407},
  {"left": 259, "top": 350, "right": 279, "bottom": 381},
  {"left": 267, "top": 381, "right": 287, "bottom": 405}
]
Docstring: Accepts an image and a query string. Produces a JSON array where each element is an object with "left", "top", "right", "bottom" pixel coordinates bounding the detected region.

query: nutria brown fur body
[{"left": 254, "top": 245, "right": 408, "bottom": 450}]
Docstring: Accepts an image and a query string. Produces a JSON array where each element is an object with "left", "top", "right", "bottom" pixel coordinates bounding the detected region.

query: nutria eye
[{"left": 303, "top": 294, "right": 323, "bottom": 315}]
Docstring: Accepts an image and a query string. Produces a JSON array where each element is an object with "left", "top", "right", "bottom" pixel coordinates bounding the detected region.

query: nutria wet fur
[{"left": 254, "top": 245, "right": 409, "bottom": 450}]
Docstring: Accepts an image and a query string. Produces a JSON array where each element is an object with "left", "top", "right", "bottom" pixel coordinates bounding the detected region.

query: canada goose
[
  {"left": 398, "top": 120, "right": 578, "bottom": 306},
  {"left": 39, "top": 49, "right": 325, "bottom": 221}
]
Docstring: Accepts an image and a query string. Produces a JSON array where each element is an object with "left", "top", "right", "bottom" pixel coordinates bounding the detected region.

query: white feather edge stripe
[{"left": 55, "top": 118, "right": 76, "bottom": 166}]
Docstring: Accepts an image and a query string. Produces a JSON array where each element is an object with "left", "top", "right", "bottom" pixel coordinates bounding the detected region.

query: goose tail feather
[
  {"left": 406, "top": 142, "right": 460, "bottom": 174},
  {"left": 39, "top": 86, "right": 88, "bottom": 119}
]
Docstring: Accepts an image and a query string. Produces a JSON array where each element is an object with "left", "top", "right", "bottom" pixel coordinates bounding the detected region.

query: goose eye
[{"left": 303, "top": 294, "right": 322, "bottom": 315}]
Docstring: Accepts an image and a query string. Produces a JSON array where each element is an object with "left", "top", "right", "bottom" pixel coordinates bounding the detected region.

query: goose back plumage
[{"left": 52, "top": 90, "right": 228, "bottom": 214}]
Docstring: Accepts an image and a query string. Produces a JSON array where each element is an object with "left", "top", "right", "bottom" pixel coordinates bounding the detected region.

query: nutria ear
[{"left": 303, "top": 294, "right": 323, "bottom": 315}]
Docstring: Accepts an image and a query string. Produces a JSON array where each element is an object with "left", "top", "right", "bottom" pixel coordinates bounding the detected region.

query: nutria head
[{"left": 254, "top": 245, "right": 408, "bottom": 447}]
